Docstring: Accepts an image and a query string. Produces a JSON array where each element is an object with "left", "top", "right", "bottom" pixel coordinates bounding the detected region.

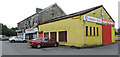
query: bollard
[{"left": 115, "top": 40, "right": 118, "bottom": 43}]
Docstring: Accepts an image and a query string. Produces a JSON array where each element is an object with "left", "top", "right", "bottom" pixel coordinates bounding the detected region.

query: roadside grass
[{"left": 118, "top": 35, "right": 120, "bottom": 37}]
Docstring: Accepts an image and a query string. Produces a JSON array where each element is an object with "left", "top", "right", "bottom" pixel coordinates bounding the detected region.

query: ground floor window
[
  {"left": 29, "top": 34, "right": 33, "bottom": 40},
  {"left": 86, "top": 26, "right": 99, "bottom": 36},
  {"left": 50, "top": 32, "right": 57, "bottom": 41},
  {"left": 25, "top": 33, "right": 37, "bottom": 40},
  {"left": 59, "top": 31, "right": 67, "bottom": 42},
  {"left": 44, "top": 32, "right": 49, "bottom": 38},
  {"left": 25, "top": 34, "right": 29, "bottom": 40},
  {"left": 33, "top": 33, "right": 37, "bottom": 39},
  {"left": 93, "top": 27, "right": 95, "bottom": 36},
  {"left": 90, "top": 27, "right": 92, "bottom": 36},
  {"left": 97, "top": 27, "right": 99, "bottom": 36},
  {"left": 86, "top": 26, "right": 88, "bottom": 36}
]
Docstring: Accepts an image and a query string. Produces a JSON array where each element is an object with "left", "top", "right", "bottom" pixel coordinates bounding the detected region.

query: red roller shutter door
[{"left": 102, "top": 25, "right": 112, "bottom": 45}]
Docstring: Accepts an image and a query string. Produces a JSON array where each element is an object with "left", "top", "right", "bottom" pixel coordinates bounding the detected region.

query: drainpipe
[{"left": 82, "top": 15, "right": 85, "bottom": 47}]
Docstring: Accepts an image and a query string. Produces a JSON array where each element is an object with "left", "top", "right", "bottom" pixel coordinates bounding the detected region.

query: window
[
  {"left": 86, "top": 26, "right": 88, "bottom": 36},
  {"left": 90, "top": 27, "right": 92, "bottom": 36},
  {"left": 50, "top": 32, "right": 57, "bottom": 41},
  {"left": 34, "top": 16, "right": 37, "bottom": 25},
  {"left": 59, "top": 31, "right": 67, "bottom": 42},
  {"left": 28, "top": 19, "right": 30, "bottom": 26},
  {"left": 44, "top": 32, "right": 49, "bottom": 38},
  {"left": 93, "top": 27, "right": 95, "bottom": 36},
  {"left": 97, "top": 27, "right": 99, "bottom": 36},
  {"left": 27, "top": 20, "right": 29, "bottom": 27}
]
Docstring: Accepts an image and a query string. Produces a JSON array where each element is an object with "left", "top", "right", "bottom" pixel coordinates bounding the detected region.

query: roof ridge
[{"left": 38, "top": 3, "right": 57, "bottom": 14}]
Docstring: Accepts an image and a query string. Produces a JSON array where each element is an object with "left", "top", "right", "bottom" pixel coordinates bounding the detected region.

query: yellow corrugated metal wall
[{"left": 38, "top": 16, "right": 85, "bottom": 47}]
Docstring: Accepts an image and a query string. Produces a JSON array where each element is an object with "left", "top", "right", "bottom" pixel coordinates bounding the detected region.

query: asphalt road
[{"left": 1, "top": 40, "right": 118, "bottom": 55}]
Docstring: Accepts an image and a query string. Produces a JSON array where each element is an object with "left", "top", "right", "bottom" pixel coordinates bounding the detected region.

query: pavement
[
  {"left": 0, "top": 40, "right": 2, "bottom": 56},
  {"left": 1, "top": 40, "right": 118, "bottom": 55}
]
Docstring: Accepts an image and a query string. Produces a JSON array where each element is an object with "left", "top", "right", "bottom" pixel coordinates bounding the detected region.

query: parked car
[
  {"left": 0, "top": 35, "right": 8, "bottom": 41},
  {"left": 28, "top": 38, "right": 59, "bottom": 48},
  {"left": 9, "top": 36, "right": 26, "bottom": 43}
]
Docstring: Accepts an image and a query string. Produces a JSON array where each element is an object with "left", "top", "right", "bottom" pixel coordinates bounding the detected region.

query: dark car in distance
[{"left": 28, "top": 38, "right": 59, "bottom": 48}]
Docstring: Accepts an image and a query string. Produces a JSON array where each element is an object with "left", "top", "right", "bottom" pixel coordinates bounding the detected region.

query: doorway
[{"left": 102, "top": 25, "right": 112, "bottom": 45}]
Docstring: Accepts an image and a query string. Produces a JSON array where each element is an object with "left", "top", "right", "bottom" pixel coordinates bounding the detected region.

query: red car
[{"left": 28, "top": 38, "right": 59, "bottom": 48}]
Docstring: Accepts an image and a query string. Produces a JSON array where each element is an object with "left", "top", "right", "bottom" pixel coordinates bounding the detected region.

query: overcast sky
[{"left": 0, "top": 0, "right": 119, "bottom": 29}]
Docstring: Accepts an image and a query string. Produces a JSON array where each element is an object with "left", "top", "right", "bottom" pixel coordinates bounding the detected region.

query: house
[{"left": 16, "top": 3, "right": 66, "bottom": 40}]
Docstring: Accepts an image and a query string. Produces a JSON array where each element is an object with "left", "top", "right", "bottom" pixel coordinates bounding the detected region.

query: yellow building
[{"left": 38, "top": 5, "right": 115, "bottom": 47}]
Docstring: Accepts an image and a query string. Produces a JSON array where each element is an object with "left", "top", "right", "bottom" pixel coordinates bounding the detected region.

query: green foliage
[
  {"left": 118, "top": 28, "right": 120, "bottom": 35},
  {"left": 2, "top": 24, "right": 17, "bottom": 36},
  {"left": 118, "top": 35, "right": 120, "bottom": 37}
]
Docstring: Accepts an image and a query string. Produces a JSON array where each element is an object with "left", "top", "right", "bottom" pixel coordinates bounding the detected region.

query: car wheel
[
  {"left": 11, "top": 40, "right": 15, "bottom": 43},
  {"left": 31, "top": 46, "right": 35, "bottom": 48},
  {"left": 22, "top": 40, "right": 26, "bottom": 43},
  {"left": 36, "top": 44, "right": 41, "bottom": 49},
  {"left": 54, "top": 43, "right": 59, "bottom": 47}
]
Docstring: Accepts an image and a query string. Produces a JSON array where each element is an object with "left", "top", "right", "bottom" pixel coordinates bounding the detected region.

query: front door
[
  {"left": 39, "top": 32, "right": 43, "bottom": 38},
  {"left": 29, "top": 34, "right": 33, "bottom": 40},
  {"left": 102, "top": 25, "right": 112, "bottom": 45}
]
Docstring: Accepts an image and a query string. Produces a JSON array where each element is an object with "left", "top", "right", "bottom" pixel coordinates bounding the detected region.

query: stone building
[{"left": 16, "top": 3, "right": 66, "bottom": 40}]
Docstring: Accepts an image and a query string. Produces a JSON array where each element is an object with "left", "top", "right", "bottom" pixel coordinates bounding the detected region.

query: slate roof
[
  {"left": 40, "top": 5, "right": 114, "bottom": 25},
  {"left": 17, "top": 3, "right": 61, "bottom": 24}
]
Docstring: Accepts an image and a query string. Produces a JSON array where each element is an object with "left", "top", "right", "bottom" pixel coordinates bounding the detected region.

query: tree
[
  {"left": 2, "top": 24, "right": 17, "bottom": 36},
  {"left": 2, "top": 24, "right": 9, "bottom": 36},
  {"left": 0, "top": 23, "right": 2, "bottom": 35}
]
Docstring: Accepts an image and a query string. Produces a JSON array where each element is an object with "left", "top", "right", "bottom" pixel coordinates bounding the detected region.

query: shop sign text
[
  {"left": 25, "top": 28, "right": 38, "bottom": 34},
  {"left": 84, "top": 15, "right": 114, "bottom": 26}
]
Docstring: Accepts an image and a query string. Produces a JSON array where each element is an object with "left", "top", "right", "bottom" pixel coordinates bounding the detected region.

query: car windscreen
[
  {"left": 18, "top": 37, "right": 23, "bottom": 39},
  {"left": 32, "top": 38, "right": 39, "bottom": 40},
  {"left": 42, "top": 38, "right": 49, "bottom": 41}
]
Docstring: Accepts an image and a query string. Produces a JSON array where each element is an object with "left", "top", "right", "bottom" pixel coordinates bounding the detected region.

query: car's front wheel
[
  {"left": 31, "top": 46, "right": 35, "bottom": 48},
  {"left": 11, "top": 40, "right": 15, "bottom": 43},
  {"left": 36, "top": 44, "right": 41, "bottom": 49},
  {"left": 22, "top": 40, "right": 26, "bottom": 43},
  {"left": 54, "top": 43, "right": 59, "bottom": 47}
]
